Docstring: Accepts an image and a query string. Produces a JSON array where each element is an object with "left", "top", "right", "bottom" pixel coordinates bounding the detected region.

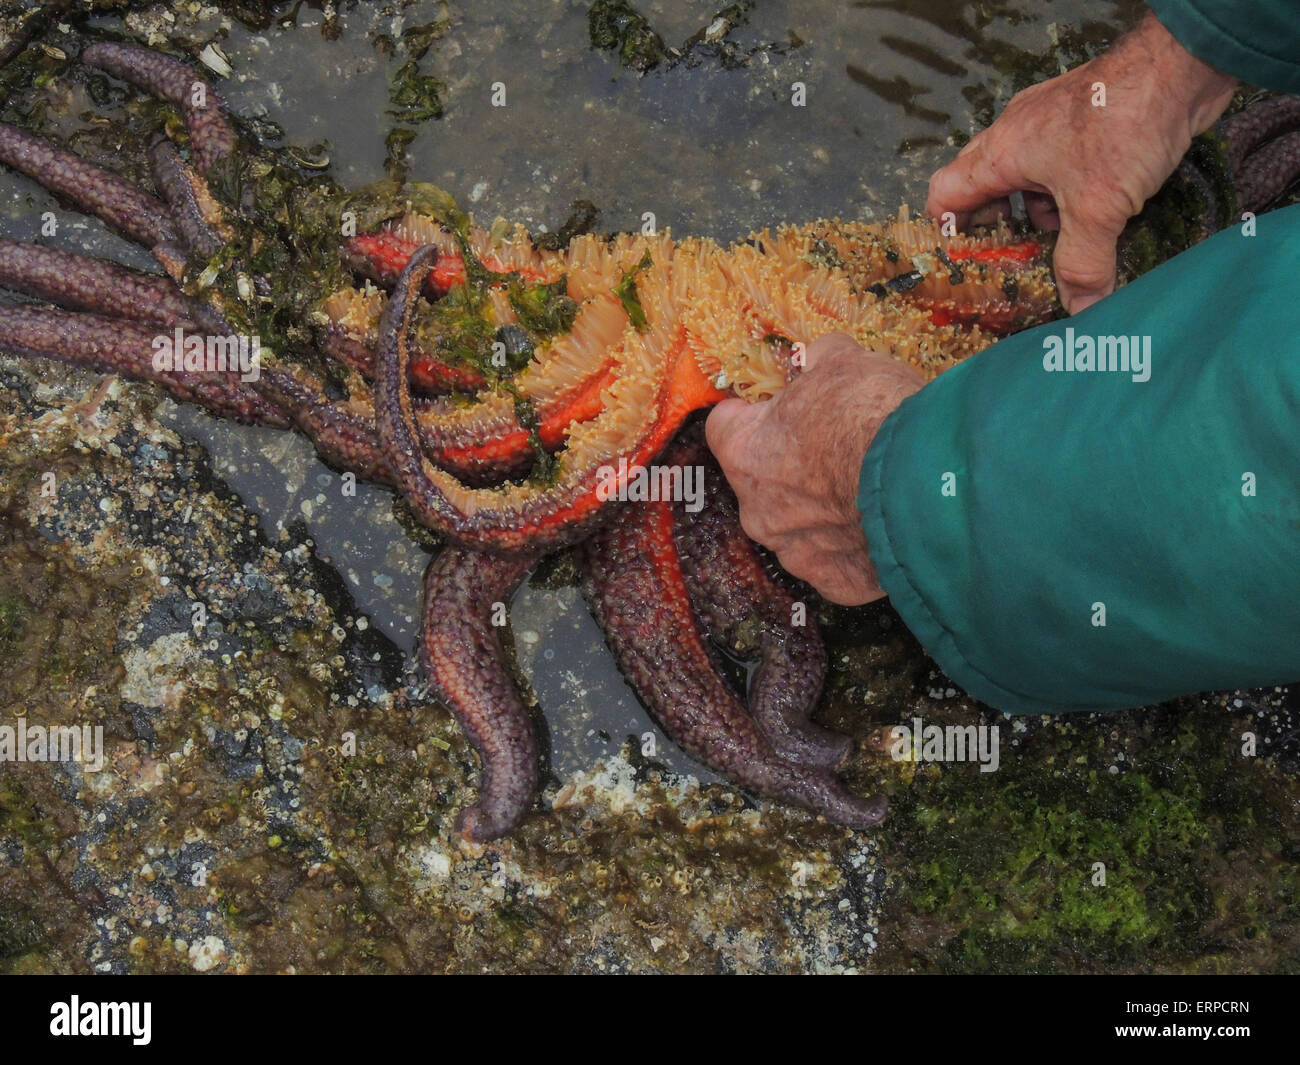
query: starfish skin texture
[{"left": 420, "top": 547, "right": 542, "bottom": 842}]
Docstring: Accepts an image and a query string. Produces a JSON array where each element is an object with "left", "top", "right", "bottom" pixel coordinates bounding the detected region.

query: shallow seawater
[{"left": 0, "top": 0, "right": 1142, "bottom": 782}]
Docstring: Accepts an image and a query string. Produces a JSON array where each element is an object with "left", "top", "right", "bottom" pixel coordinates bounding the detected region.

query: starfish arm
[
  {"left": 668, "top": 426, "right": 852, "bottom": 769},
  {"left": 581, "top": 497, "right": 886, "bottom": 829},
  {"left": 420, "top": 548, "right": 541, "bottom": 841}
]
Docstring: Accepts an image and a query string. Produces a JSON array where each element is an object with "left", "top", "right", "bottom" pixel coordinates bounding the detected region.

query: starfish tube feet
[{"left": 374, "top": 242, "right": 696, "bottom": 552}]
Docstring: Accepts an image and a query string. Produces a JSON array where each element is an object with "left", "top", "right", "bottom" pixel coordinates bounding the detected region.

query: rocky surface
[{"left": 0, "top": 0, "right": 1296, "bottom": 974}]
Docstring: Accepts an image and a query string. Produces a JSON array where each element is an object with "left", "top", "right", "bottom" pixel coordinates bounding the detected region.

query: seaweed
[
  {"left": 588, "top": 0, "right": 791, "bottom": 74},
  {"left": 613, "top": 249, "right": 652, "bottom": 330},
  {"left": 588, "top": 0, "right": 666, "bottom": 73},
  {"left": 508, "top": 277, "right": 578, "bottom": 340}
]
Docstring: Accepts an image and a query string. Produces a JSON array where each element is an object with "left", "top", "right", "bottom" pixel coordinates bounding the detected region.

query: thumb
[
  {"left": 800, "top": 331, "right": 863, "bottom": 372},
  {"left": 1053, "top": 214, "right": 1121, "bottom": 314},
  {"left": 705, "top": 397, "right": 763, "bottom": 470}
]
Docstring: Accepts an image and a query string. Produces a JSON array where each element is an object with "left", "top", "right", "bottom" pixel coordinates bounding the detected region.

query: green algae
[
  {"left": 872, "top": 702, "right": 1299, "bottom": 972},
  {"left": 386, "top": 55, "right": 446, "bottom": 124},
  {"left": 410, "top": 280, "right": 501, "bottom": 373},
  {"left": 613, "top": 249, "right": 652, "bottom": 330},
  {"left": 808, "top": 597, "right": 1300, "bottom": 975},
  {"left": 0, "top": 594, "right": 25, "bottom": 656},
  {"left": 375, "top": 10, "right": 453, "bottom": 179},
  {"left": 508, "top": 277, "right": 579, "bottom": 341},
  {"left": 1121, "top": 130, "right": 1238, "bottom": 280}
]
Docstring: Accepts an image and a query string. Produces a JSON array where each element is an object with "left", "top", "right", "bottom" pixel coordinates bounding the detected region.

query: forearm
[{"left": 859, "top": 205, "right": 1300, "bottom": 714}]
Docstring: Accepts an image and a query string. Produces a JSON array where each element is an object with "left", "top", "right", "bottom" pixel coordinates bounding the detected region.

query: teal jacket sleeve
[
  {"left": 1146, "top": 1, "right": 1300, "bottom": 93},
  {"left": 857, "top": 205, "right": 1300, "bottom": 714}
]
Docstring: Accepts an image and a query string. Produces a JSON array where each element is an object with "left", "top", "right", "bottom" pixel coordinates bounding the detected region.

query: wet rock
[{"left": 1, "top": 0, "right": 1296, "bottom": 976}]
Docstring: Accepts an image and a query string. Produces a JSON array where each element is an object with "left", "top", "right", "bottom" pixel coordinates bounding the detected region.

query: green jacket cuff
[{"left": 1146, "top": 0, "right": 1300, "bottom": 93}]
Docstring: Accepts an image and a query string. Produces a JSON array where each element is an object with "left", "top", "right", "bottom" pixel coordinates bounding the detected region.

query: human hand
[
  {"left": 926, "top": 12, "right": 1236, "bottom": 313},
  {"left": 704, "top": 334, "right": 923, "bottom": 606}
]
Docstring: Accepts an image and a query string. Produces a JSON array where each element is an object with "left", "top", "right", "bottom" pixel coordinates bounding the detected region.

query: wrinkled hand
[
  {"left": 926, "top": 12, "right": 1236, "bottom": 314},
  {"left": 705, "top": 334, "right": 922, "bottom": 606}
]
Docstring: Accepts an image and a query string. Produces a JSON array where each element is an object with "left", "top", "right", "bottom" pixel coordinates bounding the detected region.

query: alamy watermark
[
  {"left": 50, "top": 996, "right": 150, "bottom": 1045},
  {"left": 1, "top": 718, "right": 104, "bottom": 772},
  {"left": 1042, "top": 327, "right": 1151, "bottom": 382},
  {"left": 889, "top": 716, "right": 1000, "bottom": 773},
  {"left": 151, "top": 328, "right": 261, "bottom": 382},
  {"left": 595, "top": 460, "right": 704, "bottom": 513}
]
